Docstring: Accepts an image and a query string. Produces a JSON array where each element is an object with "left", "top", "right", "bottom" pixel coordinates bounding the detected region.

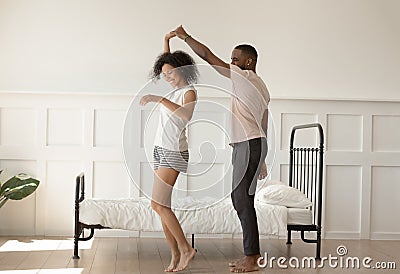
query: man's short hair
[{"left": 234, "top": 44, "right": 258, "bottom": 61}]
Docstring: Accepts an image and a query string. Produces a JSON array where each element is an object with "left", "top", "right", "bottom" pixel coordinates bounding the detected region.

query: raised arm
[
  {"left": 164, "top": 31, "right": 176, "bottom": 53},
  {"left": 173, "top": 25, "right": 231, "bottom": 78}
]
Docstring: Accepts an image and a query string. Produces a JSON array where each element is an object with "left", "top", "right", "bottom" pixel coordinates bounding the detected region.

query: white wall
[
  {"left": 0, "top": 0, "right": 399, "bottom": 100},
  {"left": 0, "top": 92, "right": 399, "bottom": 240},
  {"left": 0, "top": 1, "right": 399, "bottom": 239}
]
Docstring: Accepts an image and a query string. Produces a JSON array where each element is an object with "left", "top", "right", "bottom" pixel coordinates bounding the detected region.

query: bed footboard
[
  {"left": 73, "top": 173, "right": 108, "bottom": 259},
  {"left": 286, "top": 123, "right": 324, "bottom": 259}
]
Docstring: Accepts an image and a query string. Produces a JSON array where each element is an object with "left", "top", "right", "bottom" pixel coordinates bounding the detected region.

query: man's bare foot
[
  {"left": 165, "top": 251, "right": 180, "bottom": 272},
  {"left": 173, "top": 247, "right": 196, "bottom": 272},
  {"left": 228, "top": 256, "right": 246, "bottom": 267},
  {"left": 229, "top": 255, "right": 260, "bottom": 273}
]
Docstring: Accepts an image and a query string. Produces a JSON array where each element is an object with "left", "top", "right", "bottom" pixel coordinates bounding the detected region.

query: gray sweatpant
[{"left": 231, "top": 137, "right": 268, "bottom": 256}]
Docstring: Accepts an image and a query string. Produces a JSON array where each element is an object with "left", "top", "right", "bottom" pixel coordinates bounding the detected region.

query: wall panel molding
[{"left": 0, "top": 92, "right": 399, "bottom": 240}]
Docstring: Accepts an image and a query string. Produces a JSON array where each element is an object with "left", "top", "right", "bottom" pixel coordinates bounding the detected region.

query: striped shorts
[{"left": 153, "top": 146, "right": 189, "bottom": 173}]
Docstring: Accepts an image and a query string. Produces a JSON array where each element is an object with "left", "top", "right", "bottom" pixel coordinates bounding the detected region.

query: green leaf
[{"left": 0, "top": 174, "right": 40, "bottom": 201}]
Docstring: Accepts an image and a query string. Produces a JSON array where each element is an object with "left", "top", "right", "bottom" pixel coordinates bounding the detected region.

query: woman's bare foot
[
  {"left": 173, "top": 247, "right": 196, "bottom": 272},
  {"left": 165, "top": 251, "right": 180, "bottom": 272},
  {"left": 229, "top": 255, "right": 260, "bottom": 273}
]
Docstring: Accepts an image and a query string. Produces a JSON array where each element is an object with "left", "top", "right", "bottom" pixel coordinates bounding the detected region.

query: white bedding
[
  {"left": 80, "top": 196, "right": 288, "bottom": 237},
  {"left": 287, "top": 207, "right": 312, "bottom": 225}
]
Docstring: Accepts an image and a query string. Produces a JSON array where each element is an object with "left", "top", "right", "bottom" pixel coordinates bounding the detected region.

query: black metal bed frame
[
  {"left": 73, "top": 123, "right": 324, "bottom": 260},
  {"left": 73, "top": 173, "right": 109, "bottom": 259},
  {"left": 286, "top": 123, "right": 324, "bottom": 259}
]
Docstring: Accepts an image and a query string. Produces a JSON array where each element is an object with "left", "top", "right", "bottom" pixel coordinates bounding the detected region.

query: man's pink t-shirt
[{"left": 229, "top": 64, "right": 270, "bottom": 144}]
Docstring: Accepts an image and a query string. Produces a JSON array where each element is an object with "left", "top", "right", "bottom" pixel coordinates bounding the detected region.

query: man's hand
[
  {"left": 173, "top": 25, "right": 189, "bottom": 40},
  {"left": 140, "top": 94, "right": 163, "bottom": 106},
  {"left": 258, "top": 162, "right": 268, "bottom": 180}
]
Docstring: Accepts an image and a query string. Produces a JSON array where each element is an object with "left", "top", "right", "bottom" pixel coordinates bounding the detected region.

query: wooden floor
[{"left": 0, "top": 236, "right": 398, "bottom": 273}]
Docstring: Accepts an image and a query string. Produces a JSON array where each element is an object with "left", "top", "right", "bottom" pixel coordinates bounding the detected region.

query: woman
[{"left": 140, "top": 32, "right": 198, "bottom": 272}]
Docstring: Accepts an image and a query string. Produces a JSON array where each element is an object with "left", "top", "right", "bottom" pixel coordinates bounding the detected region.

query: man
[{"left": 172, "top": 25, "right": 270, "bottom": 273}]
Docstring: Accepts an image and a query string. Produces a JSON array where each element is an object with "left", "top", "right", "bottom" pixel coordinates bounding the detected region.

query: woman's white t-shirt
[{"left": 153, "top": 86, "right": 196, "bottom": 151}]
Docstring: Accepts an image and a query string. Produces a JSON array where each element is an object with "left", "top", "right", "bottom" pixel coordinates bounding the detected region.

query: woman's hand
[
  {"left": 164, "top": 31, "right": 176, "bottom": 53},
  {"left": 165, "top": 31, "right": 176, "bottom": 41},
  {"left": 140, "top": 94, "right": 163, "bottom": 106}
]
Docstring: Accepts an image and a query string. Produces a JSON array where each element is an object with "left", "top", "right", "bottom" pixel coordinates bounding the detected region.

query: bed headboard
[{"left": 288, "top": 123, "right": 324, "bottom": 228}]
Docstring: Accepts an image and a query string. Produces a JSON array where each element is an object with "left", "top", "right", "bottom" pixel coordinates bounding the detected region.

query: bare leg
[
  {"left": 162, "top": 222, "right": 180, "bottom": 272},
  {"left": 152, "top": 168, "right": 196, "bottom": 272}
]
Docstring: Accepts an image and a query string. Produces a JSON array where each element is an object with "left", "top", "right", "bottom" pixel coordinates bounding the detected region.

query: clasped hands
[{"left": 165, "top": 25, "right": 188, "bottom": 41}]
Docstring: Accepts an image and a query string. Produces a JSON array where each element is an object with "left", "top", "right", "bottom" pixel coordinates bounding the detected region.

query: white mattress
[
  {"left": 287, "top": 207, "right": 312, "bottom": 225},
  {"left": 79, "top": 196, "right": 288, "bottom": 237}
]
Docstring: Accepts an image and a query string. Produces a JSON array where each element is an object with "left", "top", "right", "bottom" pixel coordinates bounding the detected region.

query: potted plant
[{"left": 0, "top": 170, "right": 40, "bottom": 209}]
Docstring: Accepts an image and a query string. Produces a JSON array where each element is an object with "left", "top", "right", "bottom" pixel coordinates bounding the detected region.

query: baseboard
[
  {"left": 370, "top": 232, "right": 400, "bottom": 240},
  {"left": 324, "top": 231, "right": 361, "bottom": 239}
]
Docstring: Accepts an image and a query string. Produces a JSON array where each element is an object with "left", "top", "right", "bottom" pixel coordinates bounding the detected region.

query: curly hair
[{"left": 151, "top": 50, "right": 199, "bottom": 84}]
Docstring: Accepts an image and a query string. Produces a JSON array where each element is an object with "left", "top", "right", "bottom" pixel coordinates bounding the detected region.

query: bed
[{"left": 72, "top": 123, "right": 324, "bottom": 260}]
